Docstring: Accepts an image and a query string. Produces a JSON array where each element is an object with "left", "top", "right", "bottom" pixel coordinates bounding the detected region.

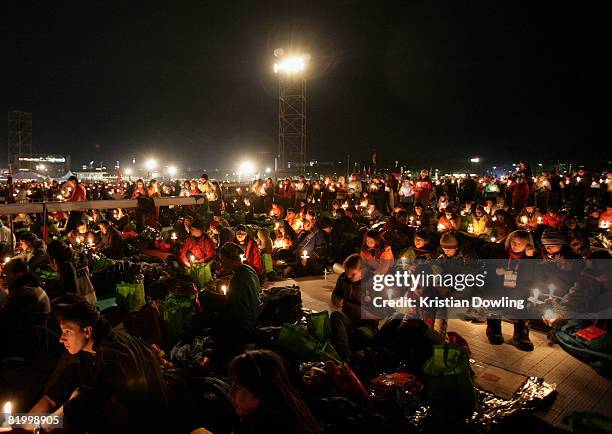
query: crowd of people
[{"left": 0, "top": 162, "right": 610, "bottom": 433}]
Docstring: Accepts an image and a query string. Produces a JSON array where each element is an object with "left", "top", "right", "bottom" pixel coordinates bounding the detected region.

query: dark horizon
[{"left": 5, "top": 1, "right": 609, "bottom": 170}]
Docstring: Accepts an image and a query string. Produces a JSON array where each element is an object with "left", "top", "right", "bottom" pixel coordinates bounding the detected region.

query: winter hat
[
  {"left": 219, "top": 242, "right": 244, "bottom": 261},
  {"left": 541, "top": 229, "right": 565, "bottom": 245},
  {"left": 440, "top": 232, "right": 459, "bottom": 249},
  {"left": 235, "top": 224, "right": 248, "bottom": 233}
]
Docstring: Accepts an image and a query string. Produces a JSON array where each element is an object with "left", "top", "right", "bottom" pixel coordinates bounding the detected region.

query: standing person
[
  {"left": 414, "top": 170, "right": 433, "bottom": 204},
  {"left": 398, "top": 177, "right": 415, "bottom": 207},
  {"left": 0, "top": 217, "right": 16, "bottom": 250},
  {"left": 130, "top": 179, "right": 147, "bottom": 199},
  {"left": 486, "top": 230, "right": 536, "bottom": 351},
  {"left": 534, "top": 171, "right": 552, "bottom": 214},
  {"left": 508, "top": 178, "right": 530, "bottom": 211},
  {"left": 549, "top": 166, "right": 563, "bottom": 212},
  {"left": 228, "top": 349, "right": 321, "bottom": 434},
  {"left": 444, "top": 177, "right": 459, "bottom": 202},
  {"left": 263, "top": 178, "right": 275, "bottom": 213},
  {"left": 347, "top": 173, "right": 362, "bottom": 198},
  {"left": 460, "top": 175, "right": 478, "bottom": 203},
  {"left": 294, "top": 175, "right": 308, "bottom": 207},
  {"left": 65, "top": 176, "right": 87, "bottom": 232},
  {"left": 278, "top": 178, "right": 295, "bottom": 210},
  {"left": 571, "top": 167, "right": 591, "bottom": 219}
]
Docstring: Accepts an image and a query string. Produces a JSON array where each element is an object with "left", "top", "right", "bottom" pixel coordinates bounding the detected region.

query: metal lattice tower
[
  {"left": 278, "top": 76, "right": 306, "bottom": 173},
  {"left": 8, "top": 111, "right": 33, "bottom": 170}
]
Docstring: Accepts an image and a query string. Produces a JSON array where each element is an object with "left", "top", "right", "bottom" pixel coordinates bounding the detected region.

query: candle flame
[
  {"left": 221, "top": 285, "right": 227, "bottom": 295},
  {"left": 2, "top": 401, "right": 11, "bottom": 415}
]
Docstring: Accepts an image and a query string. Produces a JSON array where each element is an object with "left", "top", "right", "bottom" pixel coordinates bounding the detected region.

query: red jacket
[
  {"left": 180, "top": 235, "right": 216, "bottom": 265},
  {"left": 235, "top": 236, "right": 263, "bottom": 276},
  {"left": 543, "top": 214, "right": 565, "bottom": 229},
  {"left": 70, "top": 184, "right": 87, "bottom": 202}
]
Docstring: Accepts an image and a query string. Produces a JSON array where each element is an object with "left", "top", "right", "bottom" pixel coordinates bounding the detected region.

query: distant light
[
  {"left": 265, "top": 167, "right": 272, "bottom": 174},
  {"left": 167, "top": 165, "right": 177, "bottom": 176},
  {"left": 124, "top": 168, "right": 133, "bottom": 175},
  {"left": 274, "top": 56, "right": 307, "bottom": 74},
  {"left": 145, "top": 159, "right": 157, "bottom": 170},
  {"left": 239, "top": 161, "right": 256, "bottom": 176},
  {"left": 470, "top": 157, "right": 480, "bottom": 163}
]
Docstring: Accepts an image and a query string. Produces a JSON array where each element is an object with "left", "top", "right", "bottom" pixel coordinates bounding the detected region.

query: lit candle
[
  {"left": 520, "top": 216, "right": 528, "bottom": 225},
  {"left": 490, "top": 236, "right": 496, "bottom": 242},
  {"left": 189, "top": 254, "right": 196, "bottom": 263},
  {"left": 537, "top": 216, "right": 543, "bottom": 224},
  {"left": 221, "top": 285, "right": 227, "bottom": 295},
  {"left": 467, "top": 223, "right": 474, "bottom": 233},
  {"left": 492, "top": 216, "right": 497, "bottom": 221},
  {"left": 437, "top": 223, "right": 446, "bottom": 232},
  {"left": 532, "top": 288, "right": 541, "bottom": 300},
  {"left": 240, "top": 254, "right": 246, "bottom": 263},
  {"left": 3, "top": 257, "right": 9, "bottom": 265},
  {"left": 2, "top": 401, "right": 11, "bottom": 429},
  {"left": 576, "top": 176, "right": 581, "bottom": 183},
  {"left": 171, "top": 232, "right": 178, "bottom": 241},
  {"left": 301, "top": 250, "right": 310, "bottom": 260}
]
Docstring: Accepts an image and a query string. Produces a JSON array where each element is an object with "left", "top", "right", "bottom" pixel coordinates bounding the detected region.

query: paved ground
[{"left": 266, "top": 273, "right": 612, "bottom": 427}]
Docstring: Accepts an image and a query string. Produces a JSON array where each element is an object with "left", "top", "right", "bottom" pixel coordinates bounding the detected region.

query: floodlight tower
[
  {"left": 8, "top": 111, "right": 33, "bottom": 170},
  {"left": 274, "top": 49, "right": 310, "bottom": 175}
]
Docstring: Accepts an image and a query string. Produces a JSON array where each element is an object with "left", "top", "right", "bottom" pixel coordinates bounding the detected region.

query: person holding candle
[
  {"left": 233, "top": 225, "right": 263, "bottom": 279},
  {"left": 215, "top": 243, "right": 262, "bottom": 355},
  {"left": 515, "top": 203, "right": 543, "bottom": 232},
  {"left": 285, "top": 208, "right": 304, "bottom": 233},
  {"left": 15, "top": 232, "right": 49, "bottom": 274},
  {"left": 399, "top": 229, "right": 434, "bottom": 260},
  {"left": 287, "top": 218, "right": 336, "bottom": 278},
  {"left": 66, "top": 220, "right": 94, "bottom": 247},
  {"left": 436, "top": 206, "right": 461, "bottom": 234},
  {"left": 65, "top": 175, "right": 88, "bottom": 233},
  {"left": 179, "top": 219, "right": 216, "bottom": 267},
  {"left": 273, "top": 220, "right": 297, "bottom": 260},
  {"left": 470, "top": 205, "right": 492, "bottom": 237},
  {"left": 542, "top": 208, "right": 565, "bottom": 229},
  {"left": 398, "top": 177, "right": 415, "bottom": 206},
  {"left": 414, "top": 170, "right": 434, "bottom": 204},
  {"left": 487, "top": 209, "right": 515, "bottom": 244}
]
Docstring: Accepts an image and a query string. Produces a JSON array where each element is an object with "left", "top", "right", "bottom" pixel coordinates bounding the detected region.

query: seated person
[
  {"left": 286, "top": 218, "right": 336, "bottom": 277},
  {"left": 214, "top": 243, "right": 262, "bottom": 355},
  {"left": 285, "top": 208, "right": 304, "bottom": 233},
  {"left": 542, "top": 208, "right": 565, "bottom": 229},
  {"left": 515, "top": 203, "right": 543, "bottom": 232},
  {"left": 16, "top": 232, "right": 49, "bottom": 273},
  {"left": 228, "top": 350, "right": 320, "bottom": 433},
  {"left": 360, "top": 229, "right": 394, "bottom": 276},
  {"left": 330, "top": 254, "right": 379, "bottom": 360},
  {"left": 471, "top": 205, "right": 492, "bottom": 237},
  {"left": 179, "top": 219, "right": 216, "bottom": 267},
  {"left": 233, "top": 225, "right": 263, "bottom": 277},
  {"left": 95, "top": 220, "right": 125, "bottom": 259},
  {"left": 273, "top": 220, "right": 297, "bottom": 258},
  {"left": 208, "top": 221, "right": 235, "bottom": 249},
  {"left": 437, "top": 207, "right": 461, "bottom": 233},
  {"left": 345, "top": 205, "right": 366, "bottom": 226},
  {"left": 0, "top": 258, "right": 50, "bottom": 331},
  {"left": 66, "top": 220, "right": 94, "bottom": 246},
  {"left": 363, "top": 202, "right": 384, "bottom": 222},
  {"left": 400, "top": 229, "right": 435, "bottom": 260},
  {"left": 173, "top": 215, "right": 194, "bottom": 241},
  {"left": 302, "top": 210, "right": 318, "bottom": 234},
  {"left": 48, "top": 301, "right": 170, "bottom": 434}
]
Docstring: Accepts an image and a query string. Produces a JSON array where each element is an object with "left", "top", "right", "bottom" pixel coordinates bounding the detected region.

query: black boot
[
  {"left": 509, "top": 321, "right": 534, "bottom": 352},
  {"left": 486, "top": 319, "right": 504, "bottom": 345}
]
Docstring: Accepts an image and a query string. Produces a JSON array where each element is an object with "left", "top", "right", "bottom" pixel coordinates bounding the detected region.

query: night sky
[{"left": 5, "top": 1, "right": 609, "bottom": 170}]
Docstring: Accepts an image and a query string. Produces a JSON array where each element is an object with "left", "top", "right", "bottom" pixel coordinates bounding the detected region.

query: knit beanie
[
  {"left": 541, "top": 229, "right": 565, "bottom": 245},
  {"left": 219, "top": 242, "right": 244, "bottom": 261},
  {"left": 440, "top": 232, "right": 459, "bottom": 249}
]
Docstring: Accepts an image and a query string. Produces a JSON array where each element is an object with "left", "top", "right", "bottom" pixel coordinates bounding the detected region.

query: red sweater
[
  {"left": 180, "top": 235, "right": 216, "bottom": 265},
  {"left": 235, "top": 237, "right": 263, "bottom": 276}
]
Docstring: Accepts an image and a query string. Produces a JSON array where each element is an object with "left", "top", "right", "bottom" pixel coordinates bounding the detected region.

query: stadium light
[
  {"left": 124, "top": 168, "right": 133, "bottom": 175},
  {"left": 274, "top": 56, "right": 306, "bottom": 74},
  {"left": 167, "top": 165, "right": 177, "bottom": 176},
  {"left": 238, "top": 161, "right": 256, "bottom": 176},
  {"left": 470, "top": 157, "right": 480, "bottom": 163},
  {"left": 145, "top": 159, "right": 157, "bottom": 170}
]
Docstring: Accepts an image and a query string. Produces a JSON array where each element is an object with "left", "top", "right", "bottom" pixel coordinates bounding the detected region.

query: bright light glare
[
  {"left": 265, "top": 167, "right": 272, "bottom": 174},
  {"left": 145, "top": 159, "right": 157, "bottom": 170},
  {"left": 470, "top": 157, "right": 480, "bottom": 163},
  {"left": 167, "top": 165, "right": 177, "bottom": 176},
  {"left": 239, "top": 161, "right": 256, "bottom": 175},
  {"left": 124, "top": 168, "right": 133, "bottom": 175},
  {"left": 274, "top": 56, "right": 306, "bottom": 74}
]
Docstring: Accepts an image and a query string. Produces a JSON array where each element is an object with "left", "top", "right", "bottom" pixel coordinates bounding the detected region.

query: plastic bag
[
  {"left": 422, "top": 343, "right": 476, "bottom": 416},
  {"left": 190, "top": 262, "right": 213, "bottom": 288},
  {"left": 116, "top": 282, "right": 146, "bottom": 312}
]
